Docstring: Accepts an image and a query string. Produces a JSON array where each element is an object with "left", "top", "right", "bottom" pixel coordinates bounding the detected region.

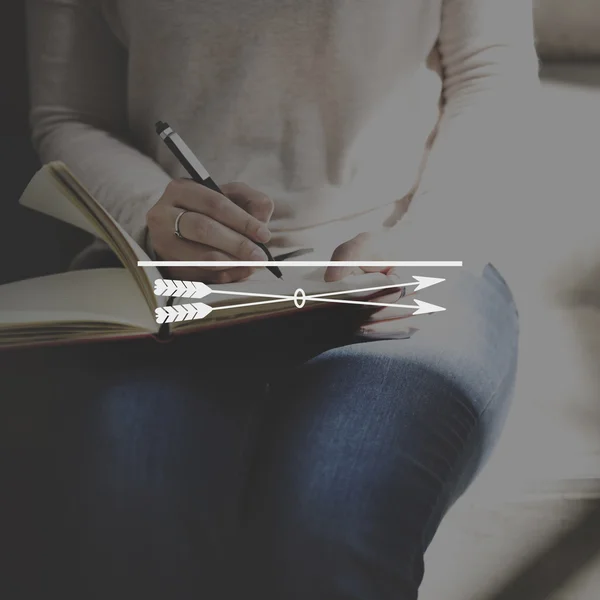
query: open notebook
[{"left": 0, "top": 162, "right": 422, "bottom": 350}]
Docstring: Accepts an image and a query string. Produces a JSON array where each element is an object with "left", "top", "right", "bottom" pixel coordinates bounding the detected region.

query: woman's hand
[
  {"left": 147, "top": 179, "right": 274, "bottom": 283},
  {"left": 325, "top": 230, "right": 413, "bottom": 326},
  {"left": 325, "top": 229, "right": 447, "bottom": 335},
  {"left": 325, "top": 230, "right": 404, "bottom": 290}
]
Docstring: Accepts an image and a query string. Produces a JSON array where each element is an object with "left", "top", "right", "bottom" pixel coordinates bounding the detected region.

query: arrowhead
[
  {"left": 413, "top": 276, "right": 446, "bottom": 291},
  {"left": 191, "top": 282, "right": 212, "bottom": 299},
  {"left": 413, "top": 299, "right": 446, "bottom": 315},
  {"left": 191, "top": 302, "right": 213, "bottom": 319}
]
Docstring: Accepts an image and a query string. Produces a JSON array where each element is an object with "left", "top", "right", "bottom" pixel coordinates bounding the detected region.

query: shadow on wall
[
  {"left": 0, "top": 3, "right": 92, "bottom": 285},
  {"left": 0, "top": 137, "right": 93, "bottom": 286}
]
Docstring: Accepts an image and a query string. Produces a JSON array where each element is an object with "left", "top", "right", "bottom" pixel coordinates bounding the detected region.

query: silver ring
[{"left": 174, "top": 210, "right": 189, "bottom": 240}]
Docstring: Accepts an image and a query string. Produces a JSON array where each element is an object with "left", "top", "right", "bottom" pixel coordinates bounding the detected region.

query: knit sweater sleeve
[
  {"left": 402, "top": 0, "right": 541, "bottom": 263},
  {"left": 26, "top": 0, "right": 172, "bottom": 252}
]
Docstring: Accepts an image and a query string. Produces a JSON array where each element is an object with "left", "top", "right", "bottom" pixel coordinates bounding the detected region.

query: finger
[
  {"left": 362, "top": 271, "right": 409, "bottom": 317},
  {"left": 149, "top": 216, "right": 260, "bottom": 279},
  {"left": 370, "top": 289, "right": 404, "bottom": 305},
  {"left": 364, "top": 305, "right": 411, "bottom": 323},
  {"left": 357, "top": 243, "right": 393, "bottom": 274},
  {"left": 358, "top": 319, "right": 418, "bottom": 339},
  {"left": 170, "top": 179, "right": 271, "bottom": 244},
  {"left": 324, "top": 235, "right": 367, "bottom": 282},
  {"left": 166, "top": 266, "right": 255, "bottom": 284},
  {"left": 149, "top": 214, "right": 238, "bottom": 268},
  {"left": 361, "top": 265, "right": 393, "bottom": 274},
  {"left": 220, "top": 182, "right": 275, "bottom": 223},
  {"left": 208, "top": 267, "right": 255, "bottom": 284},
  {"left": 375, "top": 269, "right": 404, "bottom": 295},
  {"left": 357, "top": 293, "right": 405, "bottom": 323},
  {"left": 160, "top": 234, "right": 238, "bottom": 268},
  {"left": 168, "top": 206, "right": 270, "bottom": 261}
]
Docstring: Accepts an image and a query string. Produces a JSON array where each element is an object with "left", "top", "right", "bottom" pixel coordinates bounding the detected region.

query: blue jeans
[{"left": 2, "top": 264, "right": 518, "bottom": 599}]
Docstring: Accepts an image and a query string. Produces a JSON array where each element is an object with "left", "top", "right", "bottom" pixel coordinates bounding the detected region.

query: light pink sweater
[{"left": 26, "top": 0, "right": 539, "bottom": 261}]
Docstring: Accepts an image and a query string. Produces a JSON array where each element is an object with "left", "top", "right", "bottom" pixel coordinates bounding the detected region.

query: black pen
[{"left": 155, "top": 120, "right": 282, "bottom": 279}]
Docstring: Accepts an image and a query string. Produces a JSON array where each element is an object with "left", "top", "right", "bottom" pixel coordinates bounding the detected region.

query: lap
[
  {"left": 308, "top": 262, "right": 518, "bottom": 406},
  {"left": 2, "top": 348, "right": 271, "bottom": 598},
  {"left": 266, "top": 262, "right": 518, "bottom": 429},
  {"left": 238, "top": 264, "right": 519, "bottom": 596},
  {"left": 4, "top": 263, "right": 518, "bottom": 485},
  {"left": 245, "top": 265, "right": 518, "bottom": 518},
  {"left": 2, "top": 263, "right": 518, "bottom": 598},
  {"left": 3, "top": 263, "right": 517, "bottom": 476}
]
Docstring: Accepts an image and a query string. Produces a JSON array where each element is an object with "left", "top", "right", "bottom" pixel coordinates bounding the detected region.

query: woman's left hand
[
  {"left": 324, "top": 229, "right": 425, "bottom": 329},
  {"left": 324, "top": 230, "right": 407, "bottom": 301}
]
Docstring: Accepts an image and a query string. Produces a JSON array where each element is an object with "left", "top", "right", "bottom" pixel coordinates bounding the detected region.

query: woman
[{"left": 20, "top": 0, "right": 537, "bottom": 598}]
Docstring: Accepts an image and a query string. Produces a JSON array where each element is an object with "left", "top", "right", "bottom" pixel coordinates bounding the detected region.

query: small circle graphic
[{"left": 293, "top": 288, "right": 307, "bottom": 308}]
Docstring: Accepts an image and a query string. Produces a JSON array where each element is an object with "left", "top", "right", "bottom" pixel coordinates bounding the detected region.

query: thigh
[
  {"left": 1, "top": 344, "right": 269, "bottom": 600},
  {"left": 260, "top": 262, "right": 519, "bottom": 505},
  {"left": 240, "top": 264, "right": 519, "bottom": 599}
]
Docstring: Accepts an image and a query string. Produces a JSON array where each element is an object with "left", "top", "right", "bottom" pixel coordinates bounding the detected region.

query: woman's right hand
[{"left": 146, "top": 179, "right": 274, "bottom": 283}]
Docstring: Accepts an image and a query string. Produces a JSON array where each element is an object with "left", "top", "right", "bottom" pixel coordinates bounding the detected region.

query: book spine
[
  {"left": 156, "top": 322, "right": 172, "bottom": 341},
  {"left": 156, "top": 295, "right": 174, "bottom": 341}
]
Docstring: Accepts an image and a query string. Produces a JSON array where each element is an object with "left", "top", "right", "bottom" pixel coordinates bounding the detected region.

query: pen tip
[
  {"left": 155, "top": 121, "right": 168, "bottom": 135},
  {"left": 269, "top": 266, "right": 283, "bottom": 280}
]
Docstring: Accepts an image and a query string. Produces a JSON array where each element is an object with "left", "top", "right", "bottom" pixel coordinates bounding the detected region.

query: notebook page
[
  {"left": 0, "top": 269, "right": 156, "bottom": 332},
  {"left": 19, "top": 163, "right": 164, "bottom": 311}
]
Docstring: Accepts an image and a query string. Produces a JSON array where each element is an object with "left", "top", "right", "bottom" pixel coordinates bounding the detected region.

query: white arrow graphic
[
  {"left": 152, "top": 277, "right": 447, "bottom": 323},
  {"left": 154, "top": 279, "right": 212, "bottom": 299},
  {"left": 307, "top": 276, "right": 445, "bottom": 299},
  {"left": 154, "top": 297, "right": 444, "bottom": 324},
  {"left": 153, "top": 275, "right": 445, "bottom": 299},
  {"left": 155, "top": 302, "right": 213, "bottom": 324},
  {"left": 141, "top": 260, "right": 462, "bottom": 267},
  {"left": 411, "top": 276, "right": 446, "bottom": 291},
  {"left": 302, "top": 296, "right": 446, "bottom": 314},
  {"left": 412, "top": 299, "right": 447, "bottom": 315}
]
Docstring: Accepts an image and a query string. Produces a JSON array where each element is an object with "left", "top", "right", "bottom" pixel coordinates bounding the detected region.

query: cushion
[{"left": 535, "top": 0, "right": 600, "bottom": 59}]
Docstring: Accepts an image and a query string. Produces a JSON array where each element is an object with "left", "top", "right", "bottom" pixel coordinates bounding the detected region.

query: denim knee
[{"left": 246, "top": 358, "right": 503, "bottom": 600}]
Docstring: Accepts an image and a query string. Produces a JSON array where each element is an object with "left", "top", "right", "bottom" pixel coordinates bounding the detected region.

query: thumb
[{"left": 324, "top": 235, "right": 366, "bottom": 282}]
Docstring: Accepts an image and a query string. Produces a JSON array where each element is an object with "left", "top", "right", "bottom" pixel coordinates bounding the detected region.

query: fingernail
[
  {"left": 251, "top": 247, "right": 268, "bottom": 260},
  {"left": 257, "top": 226, "right": 271, "bottom": 243}
]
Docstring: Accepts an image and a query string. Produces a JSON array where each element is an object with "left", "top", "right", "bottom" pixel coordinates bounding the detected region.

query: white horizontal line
[{"left": 138, "top": 261, "right": 463, "bottom": 267}]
